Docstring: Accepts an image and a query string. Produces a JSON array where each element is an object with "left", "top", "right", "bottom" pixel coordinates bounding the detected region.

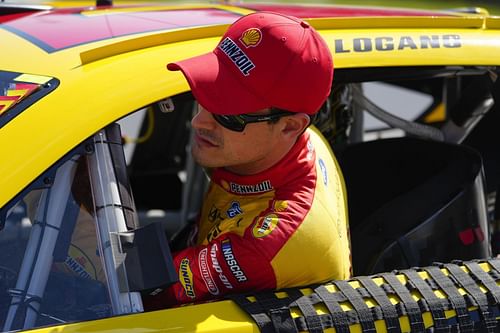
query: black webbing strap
[
  {"left": 287, "top": 289, "right": 323, "bottom": 333},
  {"left": 444, "top": 263, "right": 498, "bottom": 332},
  {"left": 268, "top": 307, "right": 298, "bottom": 333},
  {"left": 230, "top": 260, "right": 500, "bottom": 333},
  {"left": 333, "top": 280, "right": 377, "bottom": 333},
  {"left": 380, "top": 272, "right": 425, "bottom": 332},
  {"left": 402, "top": 269, "right": 450, "bottom": 332},
  {"left": 254, "top": 293, "right": 298, "bottom": 333},
  {"left": 424, "top": 265, "right": 473, "bottom": 332},
  {"left": 357, "top": 276, "right": 401, "bottom": 333},
  {"left": 463, "top": 262, "right": 500, "bottom": 305},
  {"left": 314, "top": 285, "right": 351, "bottom": 333},
  {"left": 229, "top": 294, "right": 275, "bottom": 333},
  {"left": 488, "top": 259, "right": 500, "bottom": 276}
]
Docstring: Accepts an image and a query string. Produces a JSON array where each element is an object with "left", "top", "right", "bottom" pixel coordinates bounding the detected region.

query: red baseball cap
[{"left": 167, "top": 11, "right": 333, "bottom": 115}]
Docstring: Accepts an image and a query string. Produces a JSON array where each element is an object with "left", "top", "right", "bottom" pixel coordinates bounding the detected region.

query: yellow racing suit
[{"left": 148, "top": 126, "right": 351, "bottom": 306}]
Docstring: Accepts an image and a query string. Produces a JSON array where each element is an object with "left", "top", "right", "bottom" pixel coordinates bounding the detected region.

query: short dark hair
[
  {"left": 269, "top": 107, "right": 312, "bottom": 128},
  {"left": 268, "top": 107, "right": 293, "bottom": 124}
]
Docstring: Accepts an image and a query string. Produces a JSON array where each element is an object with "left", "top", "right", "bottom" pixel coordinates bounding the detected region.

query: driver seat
[{"left": 337, "top": 137, "right": 490, "bottom": 276}]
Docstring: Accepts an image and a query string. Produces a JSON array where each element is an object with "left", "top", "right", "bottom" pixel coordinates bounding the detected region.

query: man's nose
[{"left": 191, "top": 106, "right": 216, "bottom": 130}]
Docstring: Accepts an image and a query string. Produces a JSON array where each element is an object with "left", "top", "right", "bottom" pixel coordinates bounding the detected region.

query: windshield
[
  {"left": 0, "top": 155, "right": 112, "bottom": 331},
  {"left": 0, "top": 125, "right": 142, "bottom": 331}
]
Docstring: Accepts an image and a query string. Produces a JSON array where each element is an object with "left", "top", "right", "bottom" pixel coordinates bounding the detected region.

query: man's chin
[{"left": 192, "top": 153, "right": 220, "bottom": 169}]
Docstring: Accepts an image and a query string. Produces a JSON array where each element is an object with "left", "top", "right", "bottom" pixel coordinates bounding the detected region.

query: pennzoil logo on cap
[
  {"left": 218, "top": 37, "right": 256, "bottom": 76},
  {"left": 240, "top": 28, "right": 262, "bottom": 48}
]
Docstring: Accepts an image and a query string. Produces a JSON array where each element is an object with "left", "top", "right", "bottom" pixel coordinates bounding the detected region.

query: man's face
[{"left": 190, "top": 104, "right": 286, "bottom": 175}]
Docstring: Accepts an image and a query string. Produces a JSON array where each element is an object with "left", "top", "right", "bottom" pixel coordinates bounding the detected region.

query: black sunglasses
[{"left": 212, "top": 110, "right": 294, "bottom": 132}]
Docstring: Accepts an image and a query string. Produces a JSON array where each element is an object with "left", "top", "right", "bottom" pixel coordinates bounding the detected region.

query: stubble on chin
[{"left": 191, "top": 144, "right": 216, "bottom": 168}]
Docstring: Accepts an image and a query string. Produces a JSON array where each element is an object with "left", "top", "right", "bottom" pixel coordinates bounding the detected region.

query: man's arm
[{"left": 143, "top": 232, "right": 276, "bottom": 308}]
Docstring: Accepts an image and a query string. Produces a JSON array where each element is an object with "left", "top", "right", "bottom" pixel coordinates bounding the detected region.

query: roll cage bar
[{"left": 0, "top": 124, "right": 176, "bottom": 331}]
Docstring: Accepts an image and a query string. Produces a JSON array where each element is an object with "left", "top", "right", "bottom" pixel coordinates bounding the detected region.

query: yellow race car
[{"left": 0, "top": 1, "right": 499, "bottom": 332}]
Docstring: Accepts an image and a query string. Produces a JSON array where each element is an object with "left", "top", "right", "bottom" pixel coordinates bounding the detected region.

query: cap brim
[{"left": 167, "top": 52, "right": 267, "bottom": 115}]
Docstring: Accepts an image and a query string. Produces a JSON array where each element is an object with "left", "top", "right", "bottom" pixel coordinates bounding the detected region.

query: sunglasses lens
[{"left": 213, "top": 114, "right": 245, "bottom": 132}]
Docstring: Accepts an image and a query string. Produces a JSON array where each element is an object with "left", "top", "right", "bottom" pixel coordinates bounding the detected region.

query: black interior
[
  {"left": 338, "top": 137, "right": 490, "bottom": 275},
  {"left": 128, "top": 93, "right": 194, "bottom": 211}
]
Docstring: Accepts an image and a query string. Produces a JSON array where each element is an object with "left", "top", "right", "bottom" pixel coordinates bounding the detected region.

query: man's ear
[{"left": 281, "top": 113, "right": 310, "bottom": 138}]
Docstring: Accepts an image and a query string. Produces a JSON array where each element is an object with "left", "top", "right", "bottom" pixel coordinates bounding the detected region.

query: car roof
[
  {"left": 1, "top": 3, "right": 498, "bottom": 74},
  {"left": 1, "top": 1, "right": 500, "bottom": 207}
]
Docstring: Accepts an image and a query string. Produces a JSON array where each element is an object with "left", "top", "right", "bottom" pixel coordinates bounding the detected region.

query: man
[{"left": 148, "top": 11, "right": 351, "bottom": 307}]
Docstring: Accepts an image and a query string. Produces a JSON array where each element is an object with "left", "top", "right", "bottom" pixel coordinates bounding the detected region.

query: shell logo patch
[
  {"left": 220, "top": 180, "right": 230, "bottom": 191},
  {"left": 273, "top": 200, "right": 288, "bottom": 212},
  {"left": 240, "top": 28, "right": 262, "bottom": 48},
  {"left": 179, "top": 258, "right": 196, "bottom": 299},
  {"left": 253, "top": 214, "right": 279, "bottom": 238}
]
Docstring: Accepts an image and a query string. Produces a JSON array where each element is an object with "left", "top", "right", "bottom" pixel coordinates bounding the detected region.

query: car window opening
[{"left": 0, "top": 65, "right": 497, "bottom": 330}]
